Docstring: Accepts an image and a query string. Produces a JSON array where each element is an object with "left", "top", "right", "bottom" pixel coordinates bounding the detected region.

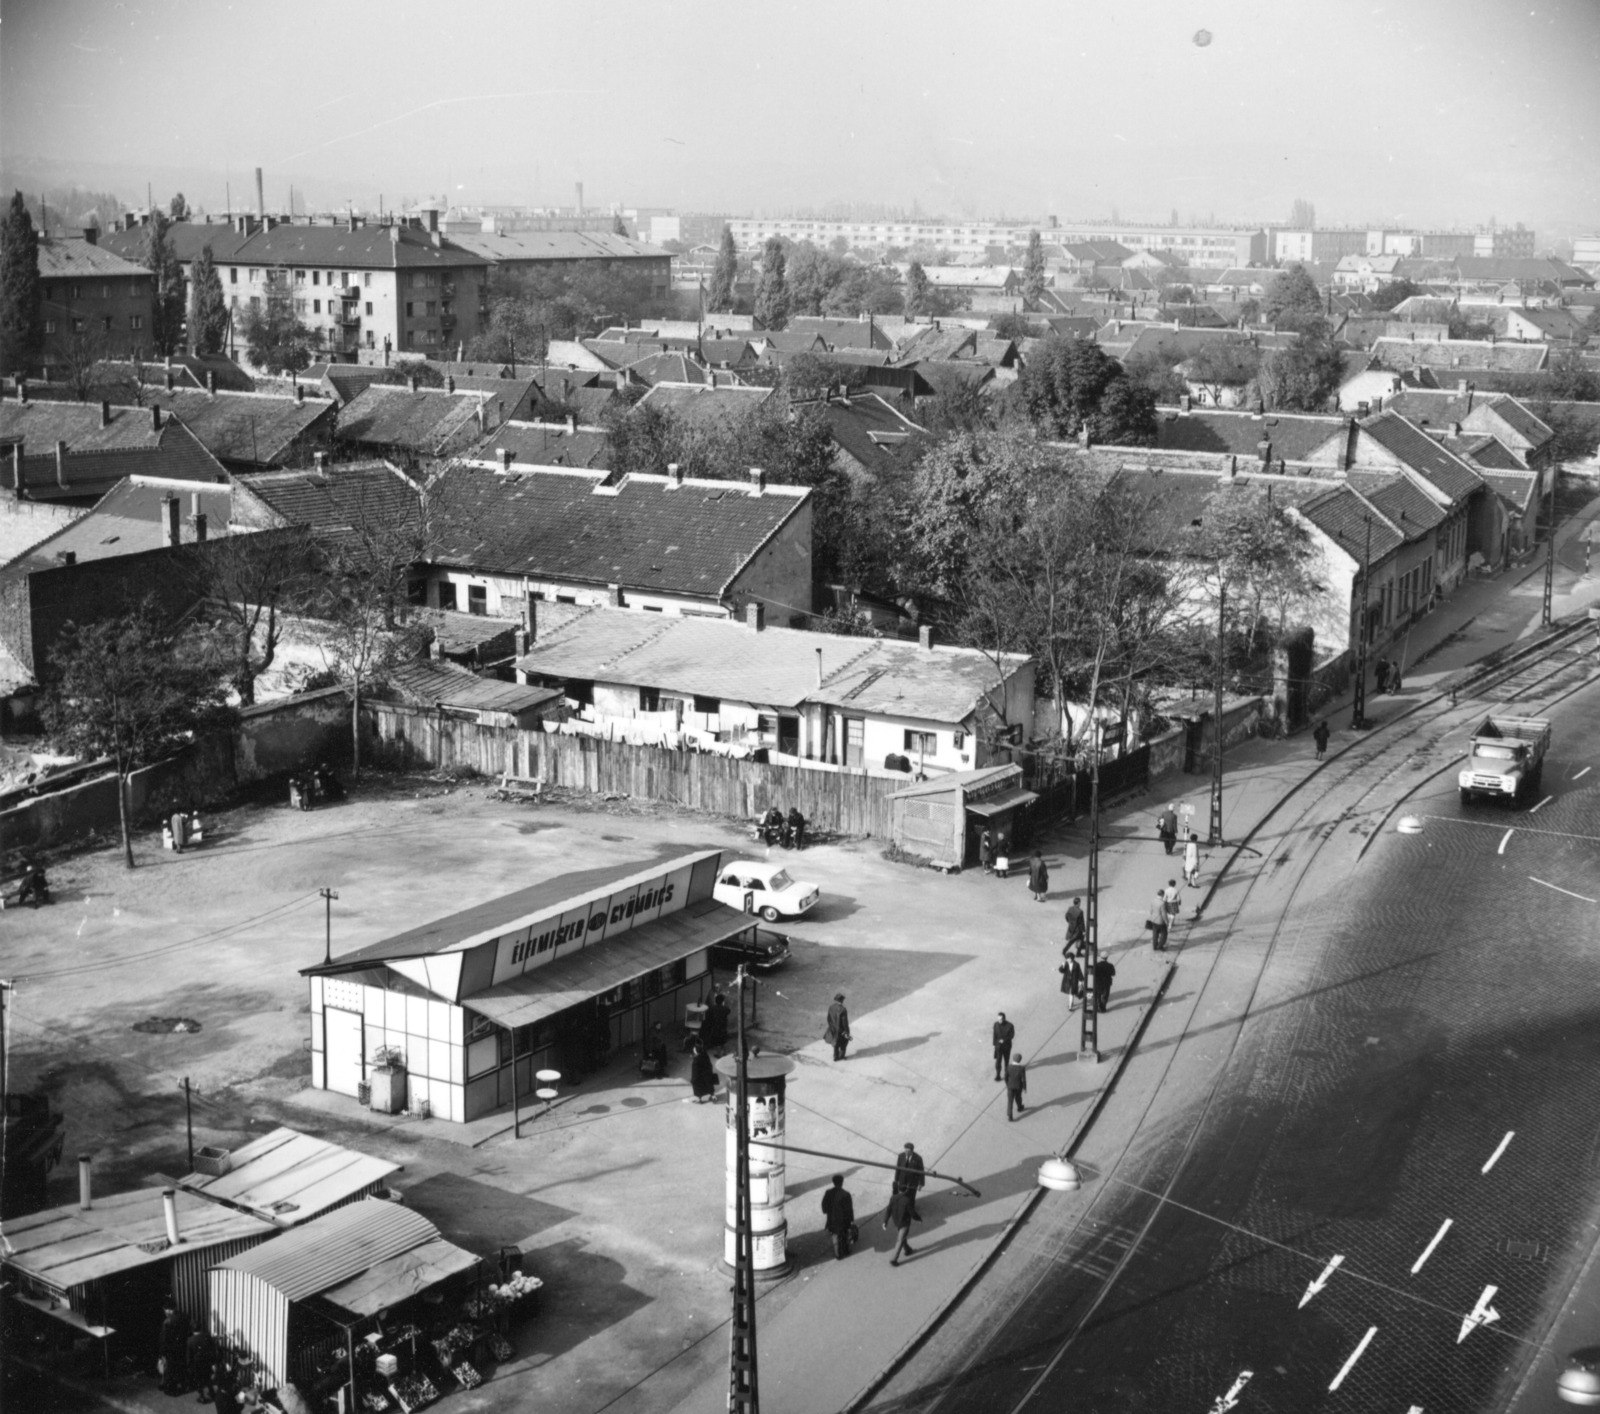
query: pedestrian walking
[
  {"left": 979, "top": 827, "right": 995, "bottom": 874},
  {"left": 1005, "top": 1052, "right": 1028, "bottom": 1119},
  {"left": 825, "top": 992, "right": 851, "bottom": 1061},
  {"left": 894, "top": 1141, "right": 926, "bottom": 1219},
  {"left": 992, "top": 1012, "right": 1016, "bottom": 1081},
  {"left": 187, "top": 1326, "right": 216, "bottom": 1403},
  {"left": 1164, "top": 878, "right": 1184, "bottom": 931},
  {"left": 1028, "top": 850, "right": 1049, "bottom": 902},
  {"left": 689, "top": 1039, "right": 716, "bottom": 1102},
  {"left": 1146, "top": 889, "right": 1169, "bottom": 952},
  {"left": 1375, "top": 656, "right": 1391, "bottom": 694},
  {"left": 1183, "top": 830, "right": 1200, "bottom": 888},
  {"left": 1093, "top": 954, "right": 1116, "bottom": 1013},
  {"left": 1157, "top": 805, "right": 1179, "bottom": 855},
  {"left": 821, "top": 1174, "right": 856, "bottom": 1260},
  {"left": 883, "top": 1188, "right": 919, "bottom": 1265},
  {"left": 158, "top": 1302, "right": 191, "bottom": 1395},
  {"left": 1313, "top": 719, "right": 1330, "bottom": 761},
  {"left": 1060, "top": 950, "right": 1085, "bottom": 1010},
  {"left": 702, "top": 992, "right": 730, "bottom": 1053},
  {"left": 1064, "top": 897, "right": 1086, "bottom": 951}
]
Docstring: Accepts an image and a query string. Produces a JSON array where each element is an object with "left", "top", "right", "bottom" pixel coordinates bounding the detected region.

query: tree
[
  {"left": 43, "top": 599, "right": 234, "bottom": 867},
  {"left": 0, "top": 190, "right": 44, "bottom": 377},
  {"left": 1016, "top": 336, "right": 1155, "bottom": 443},
  {"left": 57, "top": 320, "right": 109, "bottom": 401},
  {"left": 1092, "top": 377, "right": 1158, "bottom": 445},
  {"left": 1288, "top": 198, "right": 1316, "bottom": 229},
  {"left": 1263, "top": 264, "right": 1326, "bottom": 335},
  {"left": 1184, "top": 340, "right": 1262, "bottom": 406},
  {"left": 1368, "top": 278, "right": 1423, "bottom": 313},
  {"left": 1258, "top": 336, "right": 1344, "bottom": 412},
  {"left": 1547, "top": 348, "right": 1600, "bottom": 402},
  {"left": 904, "top": 261, "right": 933, "bottom": 318},
  {"left": 241, "top": 267, "right": 317, "bottom": 373},
  {"left": 146, "top": 209, "right": 188, "bottom": 357},
  {"left": 192, "top": 527, "right": 314, "bottom": 705},
  {"left": 169, "top": 192, "right": 190, "bottom": 221},
  {"left": 188, "top": 245, "right": 229, "bottom": 356},
  {"left": 612, "top": 213, "right": 628, "bottom": 237},
  {"left": 1022, "top": 230, "right": 1047, "bottom": 307},
  {"left": 753, "top": 236, "right": 789, "bottom": 330},
  {"left": 707, "top": 227, "right": 739, "bottom": 313},
  {"left": 1122, "top": 349, "right": 1189, "bottom": 405}
]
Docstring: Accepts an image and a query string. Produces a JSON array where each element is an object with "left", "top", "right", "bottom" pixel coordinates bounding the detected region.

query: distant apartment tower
[
  {"left": 1474, "top": 226, "right": 1536, "bottom": 258},
  {"left": 1574, "top": 234, "right": 1600, "bottom": 269},
  {"left": 1272, "top": 228, "right": 1369, "bottom": 263}
]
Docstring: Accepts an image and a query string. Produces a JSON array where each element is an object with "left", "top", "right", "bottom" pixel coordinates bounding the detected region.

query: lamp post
[
  {"left": 1080, "top": 725, "right": 1102, "bottom": 1061},
  {"left": 1210, "top": 576, "right": 1226, "bottom": 847},
  {"left": 1340, "top": 513, "right": 1375, "bottom": 731},
  {"left": 320, "top": 887, "right": 339, "bottom": 965},
  {"left": 727, "top": 966, "right": 760, "bottom": 1414},
  {"left": 1542, "top": 466, "right": 1558, "bottom": 627}
]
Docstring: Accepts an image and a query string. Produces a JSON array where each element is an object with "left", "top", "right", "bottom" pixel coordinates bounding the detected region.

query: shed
[
  {"left": 209, "top": 1197, "right": 478, "bottom": 1392},
  {"left": 180, "top": 1126, "right": 401, "bottom": 1228},
  {"left": 889, "top": 764, "right": 1037, "bottom": 870},
  {"left": 2, "top": 1179, "right": 274, "bottom": 1362}
]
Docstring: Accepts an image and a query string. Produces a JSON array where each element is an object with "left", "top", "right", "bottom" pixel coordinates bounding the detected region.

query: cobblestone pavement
[{"left": 869, "top": 657, "right": 1600, "bottom": 1413}]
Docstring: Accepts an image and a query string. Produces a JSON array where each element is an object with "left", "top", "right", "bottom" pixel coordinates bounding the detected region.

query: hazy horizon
[{"left": 3, "top": 0, "right": 1599, "bottom": 238}]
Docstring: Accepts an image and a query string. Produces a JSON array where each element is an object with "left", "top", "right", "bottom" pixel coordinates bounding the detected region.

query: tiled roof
[
  {"left": 583, "top": 338, "right": 665, "bottom": 368},
  {"left": 1344, "top": 470, "right": 1447, "bottom": 536},
  {"left": 408, "top": 606, "right": 520, "bottom": 657},
  {"left": 1360, "top": 412, "right": 1484, "bottom": 503},
  {"left": 239, "top": 461, "right": 420, "bottom": 532},
  {"left": 322, "top": 366, "right": 407, "bottom": 405},
  {"left": 134, "top": 387, "right": 336, "bottom": 466},
  {"left": 910, "top": 361, "right": 994, "bottom": 394},
  {"left": 636, "top": 383, "right": 775, "bottom": 427},
  {"left": 1372, "top": 337, "right": 1550, "bottom": 373},
  {"left": 624, "top": 352, "right": 710, "bottom": 386},
  {"left": 4, "top": 476, "right": 242, "bottom": 574},
  {"left": 1153, "top": 409, "right": 1345, "bottom": 462},
  {"left": 385, "top": 659, "right": 562, "bottom": 715},
  {"left": 37, "top": 236, "right": 147, "bottom": 280},
  {"left": 1104, "top": 463, "right": 1338, "bottom": 553},
  {"left": 1122, "top": 327, "right": 1295, "bottom": 364},
  {"left": 476, "top": 421, "right": 611, "bottom": 469},
  {"left": 1297, "top": 483, "right": 1405, "bottom": 562},
  {"left": 515, "top": 605, "right": 1026, "bottom": 719},
  {"left": 445, "top": 230, "right": 669, "bottom": 263},
  {"left": 0, "top": 402, "right": 227, "bottom": 499},
  {"left": 699, "top": 338, "right": 759, "bottom": 367},
  {"left": 427, "top": 464, "right": 808, "bottom": 599},
  {"left": 104, "top": 221, "right": 491, "bottom": 270},
  {"left": 787, "top": 317, "right": 894, "bottom": 351},
  {"left": 1383, "top": 389, "right": 1551, "bottom": 447},
  {"left": 794, "top": 394, "right": 932, "bottom": 476},
  {"left": 335, "top": 385, "right": 491, "bottom": 455},
  {"left": 1444, "top": 434, "right": 1526, "bottom": 470},
  {"left": 1452, "top": 257, "right": 1593, "bottom": 286},
  {"left": 758, "top": 331, "right": 828, "bottom": 355},
  {"left": 1481, "top": 469, "right": 1540, "bottom": 512},
  {"left": 893, "top": 326, "right": 979, "bottom": 363},
  {"left": 1505, "top": 306, "right": 1588, "bottom": 340}
]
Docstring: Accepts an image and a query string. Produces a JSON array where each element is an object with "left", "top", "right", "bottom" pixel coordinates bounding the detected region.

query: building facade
[{"left": 37, "top": 231, "right": 151, "bottom": 371}]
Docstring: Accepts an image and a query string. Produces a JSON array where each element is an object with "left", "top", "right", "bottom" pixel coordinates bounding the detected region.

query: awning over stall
[
  {"left": 962, "top": 786, "right": 1039, "bottom": 818},
  {"left": 465, "top": 896, "right": 754, "bottom": 1032},
  {"left": 320, "top": 1238, "right": 481, "bottom": 1317}
]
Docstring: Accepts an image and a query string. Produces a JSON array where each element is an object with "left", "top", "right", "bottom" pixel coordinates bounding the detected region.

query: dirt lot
[{"left": 3, "top": 768, "right": 1114, "bottom": 1413}]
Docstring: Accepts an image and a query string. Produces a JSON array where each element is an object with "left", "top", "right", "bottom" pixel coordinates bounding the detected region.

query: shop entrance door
[{"left": 325, "top": 1007, "right": 365, "bottom": 1097}]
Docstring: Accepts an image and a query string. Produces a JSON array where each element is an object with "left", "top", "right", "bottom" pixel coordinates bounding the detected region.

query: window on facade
[
  {"left": 363, "top": 273, "right": 371, "bottom": 287},
  {"left": 312, "top": 270, "right": 320, "bottom": 285},
  {"left": 405, "top": 302, "right": 414, "bottom": 317},
  {"left": 250, "top": 296, "right": 260, "bottom": 311},
  {"left": 366, "top": 330, "right": 374, "bottom": 347},
  {"left": 248, "top": 268, "right": 260, "bottom": 282},
  {"left": 44, "top": 320, "right": 56, "bottom": 335},
  {"left": 640, "top": 687, "right": 661, "bottom": 712},
  {"left": 437, "top": 581, "right": 458, "bottom": 611},
  {"left": 72, "top": 317, "right": 86, "bottom": 333},
  {"left": 693, "top": 694, "right": 720, "bottom": 714},
  {"left": 904, "top": 729, "right": 937, "bottom": 755},
  {"left": 102, "top": 316, "right": 112, "bottom": 332},
  {"left": 294, "top": 269, "right": 305, "bottom": 284},
  {"left": 101, "top": 284, "right": 111, "bottom": 298},
  {"left": 313, "top": 299, "right": 321, "bottom": 314},
  {"left": 365, "top": 302, "right": 373, "bottom": 315},
  {"left": 406, "top": 577, "right": 427, "bottom": 606},
  {"left": 340, "top": 271, "right": 349, "bottom": 286},
  {"left": 426, "top": 301, "right": 437, "bottom": 316},
  {"left": 467, "top": 584, "right": 487, "bottom": 616},
  {"left": 565, "top": 679, "right": 594, "bottom": 707},
  {"left": 230, "top": 267, "right": 237, "bottom": 283},
  {"left": 71, "top": 284, "right": 81, "bottom": 299}
]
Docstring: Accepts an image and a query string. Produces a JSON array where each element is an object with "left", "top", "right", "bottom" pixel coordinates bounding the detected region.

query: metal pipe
[
  {"left": 163, "top": 1188, "right": 182, "bottom": 1246},
  {"left": 78, "top": 1153, "right": 92, "bottom": 1209}
]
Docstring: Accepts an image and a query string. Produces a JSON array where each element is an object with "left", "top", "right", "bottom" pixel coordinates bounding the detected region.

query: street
[{"left": 870, "top": 649, "right": 1600, "bottom": 1413}]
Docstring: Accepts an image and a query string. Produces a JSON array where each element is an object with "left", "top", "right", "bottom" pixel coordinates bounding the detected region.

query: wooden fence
[{"left": 366, "top": 702, "right": 907, "bottom": 838}]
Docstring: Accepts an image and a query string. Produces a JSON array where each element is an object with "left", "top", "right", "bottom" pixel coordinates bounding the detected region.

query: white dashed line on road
[
  {"left": 1483, "top": 1131, "right": 1515, "bottom": 1174},
  {"left": 1411, "top": 1219, "right": 1453, "bottom": 1274},
  {"left": 1574, "top": 766, "right": 1592, "bottom": 780},
  {"left": 1530, "top": 795, "right": 1554, "bottom": 814},
  {"left": 1530, "top": 877, "right": 1598, "bottom": 903},
  {"left": 1329, "top": 1327, "right": 1377, "bottom": 1391},
  {"left": 1497, "top": 829, "right": 1514, "bottom": 855}
]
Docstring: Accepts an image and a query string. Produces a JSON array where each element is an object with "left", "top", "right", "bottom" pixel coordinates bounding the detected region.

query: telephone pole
[
  {"left": 1210, "top": 579, "right": 1226, "bottom": 846},
  {"left": 1080, "top": 740, "right": 1101, "bottom": 1061},
  {"left": 320, "top": 888, "right": 339, "bottom": 964},
  {"left": 727, "top": 966, "right": 760, "bottom": 1413}
]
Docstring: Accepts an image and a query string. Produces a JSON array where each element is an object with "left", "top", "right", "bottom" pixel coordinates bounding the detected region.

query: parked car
[
  {"left": 713, "top": 860, "right": 821, "bottom": 922},
  {"left": 710, "top": 927, "right": 793, "bottom": 974}
]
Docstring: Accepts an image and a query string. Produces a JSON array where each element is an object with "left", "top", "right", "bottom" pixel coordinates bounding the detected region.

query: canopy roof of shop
[
  {"left": 180, "top": 1127, "right": 400, "bottom": 1228},
  {"left": 890, "top": 764, "right": 1020, "bottom": 802},
  {"left": 465, "top": 896, "right": 753, "bottom": 1031},
  {"left": 962, "top": 786, "right": 1039, "bottom": 818},
  {"left": 2, "top": 1186, "right": 273, "bottom": 1293},
  {"left": 214, "top": 1197, "right": 459, "bottom": 1303},
  {"left": 320, "top": 1238, "right": 480, "bottom": 1317}
]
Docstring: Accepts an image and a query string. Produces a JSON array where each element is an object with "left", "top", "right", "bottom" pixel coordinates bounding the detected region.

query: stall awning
[
  {"left": 964, "top": 786, "right": 1039, "bottom": 818},
  {"left": 464, "top": 897, "right": 754, "bottom": 1032},
  {"left": 320, "top": 1238, "right": 480, "bottom": 1318}
]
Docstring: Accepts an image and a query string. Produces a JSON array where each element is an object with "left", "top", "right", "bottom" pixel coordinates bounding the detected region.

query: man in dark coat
[
  {"left": 187, "top": 1325, "right": 216, "bottom": 1402},
  {"left": 884, "top": 1188, "right": 919, "bottom": 1265},
  {"left": 1093, "top": 955, "right": 1117, "bottom": 1014},
  {"left": 894, "top": 1141, "right": 926, "bottom": 1219},
  {"left": 821, "top": 1174, "right": 856, "bottom": 1260},
  {"left": 991, "top": 1012, "right": 1015, "bottom": 1081},
  {"left": 690, "top": 1039, "right": 716, "bottom": 1102},
  {"left": 1064, "top": 898, "right": 1086, "bottom": 951},
  {"left": 1375, "top": 656, "right": 1391, "bottom": 694},
  {"left": 1061, "top": 951, "right": 1085, "bottom": 1011},
  {"left": 1313, "top": 719, "right": 1330, "bottom": 761},
  {"left": 1005, "top": 1052, "right": 1028, "bottom": 1120},
  {"left": 158, "top": 1303, "right": 191, "bottom": 1394},
  {"left": 978, "top": 828, "right": 995, "bottom": 874},
  {"left": 826, "top": 993, "right": 851, "bottom": 1061},
  {"left": 702, "top": 993, "right": 730, "bottom": 1053},
  {"left": 1157, "top": 806, "right": 1179, "bottom": 855},
  {"left": 1027, "top": 850, "right": 1049, "bottom": 902},
  {"left": 1147, "top": 890, "right": 1169, "bottom": 952}
]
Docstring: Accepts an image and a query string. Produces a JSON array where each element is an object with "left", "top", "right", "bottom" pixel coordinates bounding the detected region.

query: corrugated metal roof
[
  {"left": 214, "top": 1197, "right": 440, "bottom": 1302},
  {"left": 180, "top": 1127, "right": 399, "bottom": 1227},
  {"left": 321, "top": 1237, "right": 480, "bottom": 1316}
]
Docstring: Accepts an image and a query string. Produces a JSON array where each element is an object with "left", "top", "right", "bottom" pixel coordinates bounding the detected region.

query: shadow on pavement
[
  {"left": 511, "top": 1235, "right": 653, "bottom": 1364},
  {"left": 852, "top": 1032, "right": 942, "bottom": 1060},
  {"left": 403, "top": 1171, "right": 576, "bottom": 1253}
]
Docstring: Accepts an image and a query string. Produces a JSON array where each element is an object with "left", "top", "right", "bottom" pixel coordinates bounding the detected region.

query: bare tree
[
  {"left": 190, "top": 526, "right": 315, "bottom": 705},
  {"left": 57, "top": 322, "right": 109, "bottom": 401}
]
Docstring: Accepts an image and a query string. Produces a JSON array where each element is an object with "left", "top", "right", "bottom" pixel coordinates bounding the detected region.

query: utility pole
[
  {"left": 1210, "top": 578, "right": 1226, "bottom": 847},
  {"left": 1350, "top": 515, "right": 1374, "bottom": 731},
  {"left": 320, "top": 888, "right": 339, "bottom": 965},
  {"left": 1543, "top": 470, "right": 1557, "bottom": 627},
  {"left": 1080, "top": 735, "right": 1101, "bottom": 1061},
  {"left": 727, "top": 966, "right": 760, "bottom": 1413},
  {"left": 179, "top": 1077, "right": 195, "bottom": 1172}
]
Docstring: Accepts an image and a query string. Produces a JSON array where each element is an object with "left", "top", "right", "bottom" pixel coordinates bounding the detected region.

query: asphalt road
[{"left": 871, "top": 653, "right": 1600, "bottom": 1413}]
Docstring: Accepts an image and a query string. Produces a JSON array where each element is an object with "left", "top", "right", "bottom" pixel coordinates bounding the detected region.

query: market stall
[{"left": 209, "top": 1197, "right": 538, "bottom": 1410}]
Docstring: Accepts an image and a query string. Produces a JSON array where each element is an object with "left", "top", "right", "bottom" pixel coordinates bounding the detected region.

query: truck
[{"left": 1459, "top": 713, "right": 1551, "bottom": 804}]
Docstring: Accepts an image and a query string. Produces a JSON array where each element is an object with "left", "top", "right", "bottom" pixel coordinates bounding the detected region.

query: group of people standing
[
  {"left": 688, "top": 991, "right": 733, "bottom": 1102},
  {"left": 159, "top": 1303, "right": 262, "bottom": 1412},
  {"left": 1060, "top": 897, "right": 1117, "bottom": 1014}
]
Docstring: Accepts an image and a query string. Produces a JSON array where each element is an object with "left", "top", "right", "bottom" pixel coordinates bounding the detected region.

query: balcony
[
  {"left": 340, "top": 285, "right": 360, "bottom": 300},
  {"left": 439, "top": 304, "right": 456, "bottom": 328},
  {"left": 339, "top": 305, "right": 361, "bottom": 327},
  {"left": 440, "top": 278, "right": 456, "bottom": 297}
]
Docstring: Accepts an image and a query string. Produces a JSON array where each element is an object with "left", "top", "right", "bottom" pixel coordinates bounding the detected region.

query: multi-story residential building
[
  {"left": 37, "top": 229, "right": 151, "bottom": 371},
  {"left": 103, "top": 212, "right": 490, "bottom": 362},
  {"left": 724, "top": 217, "right": 1266, "bottom": 270},
  {"left": 1474, "top": 227, "right": 1536, "bottom": 258},
  {"left": 1272, "top": 228, "right": 1369, "bottom": 263},
  {"left": 445, "top": 229, "right": 672, "bottom": 301},
  {"left": 1574, "top": 234, "right": 1600, "bottom": 270}
]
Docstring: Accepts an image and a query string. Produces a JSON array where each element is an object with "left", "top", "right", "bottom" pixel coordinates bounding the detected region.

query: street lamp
[
  {"left": 1037, "top": 1155, "right": 1084, "bottom": 1192},
  {"left": 320, "top": 887, "right": 339, "bottom": 965}
]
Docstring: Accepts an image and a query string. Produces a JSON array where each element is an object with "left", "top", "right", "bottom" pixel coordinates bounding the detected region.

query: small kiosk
[{"left": 888, "top": 764, "right": 1038, "bottom": 871}]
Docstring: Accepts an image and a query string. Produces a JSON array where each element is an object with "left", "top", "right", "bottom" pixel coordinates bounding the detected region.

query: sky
[{"left": 3, "top": 0, "right": 1599, "bottom": 238}]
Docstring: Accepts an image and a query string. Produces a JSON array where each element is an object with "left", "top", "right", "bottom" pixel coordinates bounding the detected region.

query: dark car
[{"left": 711, "top": 928, "right": 793, "bottom": 974}]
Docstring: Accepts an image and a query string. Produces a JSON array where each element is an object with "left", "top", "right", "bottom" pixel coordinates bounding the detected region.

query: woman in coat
[
  {"left": 1027, "top": 851, "right": 1049, "bottom": 902},
  {"left": 690, "top": 1039, "right": 716, "bottom": 1102}
]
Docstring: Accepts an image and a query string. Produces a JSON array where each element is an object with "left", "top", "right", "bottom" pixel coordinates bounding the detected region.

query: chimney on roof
[
  {"left": 918, "top": 624, "right": 935, "bottom": 653},
  {"left": 7, "top": 440, "right": 23, "bottom": 495},
  {"left": 1078, "top": 424, "right": 1091, "bottom": 450},
  {"left": 746, "top": 600, "right": 765, "bottom": 632},
  {"left": 607, "top": 582, "right": 622, "bottom": 608},
  {"left": 1450, "top": 421, "right": 1463, "bottom": 437},
  {"left": 666, "top": 461, "right": 683, "bottom": 488},
  {"left": 55, "top": 440, "right": 68, "bottom": 488},
  {"left": 55, "top": 550, "right": 75, "bottom": 565},
  {"left": 151, "top": 405, "right": 163, "bottom": 432},
  {"left": 165, "top": 495, "right": 181, "bottom": 548},
  {"left": 294, "top": 382, "right": 305, "bottom": 405},
  {"left": 1465, "top": 383, "right": 1474, "bottom": 413},
  {"left": 748, "top": 466, "right": 766, "bottom": 496},
  {"left": 255, "top": 167, "right": 265, "bottom": 220},
  {"left": 313, "top": 451, "right": 327, "bottom": 472},
  {"left": 425, "top": 206, "right": 439, "bottom": 234},
  {"left": 520, "top": 591, "right": 538, "bottom": 649},
  {"left": 206, "top": 369, "right": 218, "bottom": 395},
  {"left": 815, "top": 646, "right": 824, "bottom": 686},
  {"left": 389, "top": 226, "right": 400, "bottom": 247},
  {"left": 1257, "top": 437, "right": 1272, "bottom": 465},
  {"left": 190, "top": 491, "right": 207, "bottom": 544},
  {"left": 100, "top": 399, "right": 111, "bottom": 428},
  {"left": 79, "top": 1154, "right": 92, "bottom": 1210},
  {"left": 82, "top": 224, "right": 97, "bottom": 246},
  {"left": 163, "top": 1188, "right": 183, "bottom": 1247},
  {"left": 446, "top": 376, "right": 455, "bottom": 393},
  {"left": 1343, "top": 417, "right": 1360, "bottom": 472},
  {"left": 500, "top": 448, "right": 513, "bottom": 472},
  {"left": 165, "top": 370, "right": 175, "bottom": 391},
  {"left": 566, "top": 412, "right": 578, "bottom": 436},
  {"left": 1221, "top": 455, "right": 1238, "bottom": 484}
]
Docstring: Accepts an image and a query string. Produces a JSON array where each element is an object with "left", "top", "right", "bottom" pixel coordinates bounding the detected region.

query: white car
[{"left": 714, "top": 860, "right": 821, "bottom": 923}]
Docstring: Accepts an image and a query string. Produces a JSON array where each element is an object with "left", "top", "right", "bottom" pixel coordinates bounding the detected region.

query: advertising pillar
[{"left": 715, "top": 1054, "right": 796, "bottom": 1278}]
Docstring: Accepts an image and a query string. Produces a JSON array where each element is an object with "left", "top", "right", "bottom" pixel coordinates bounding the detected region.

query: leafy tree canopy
[{"left": 0, "top": 189, "right": 44, "bottom": 377}]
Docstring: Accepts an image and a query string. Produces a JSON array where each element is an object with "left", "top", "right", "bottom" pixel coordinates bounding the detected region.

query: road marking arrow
[
  {"left": 1299, "top": 1253, "right": 1344, "bottom": 1308},
  {"left": 1209, "top": 1369, "right": 1253, "bottom": 1413},
  {"left": 1458, "top": 1285, "right": 1500, "bottom": 1343}
]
